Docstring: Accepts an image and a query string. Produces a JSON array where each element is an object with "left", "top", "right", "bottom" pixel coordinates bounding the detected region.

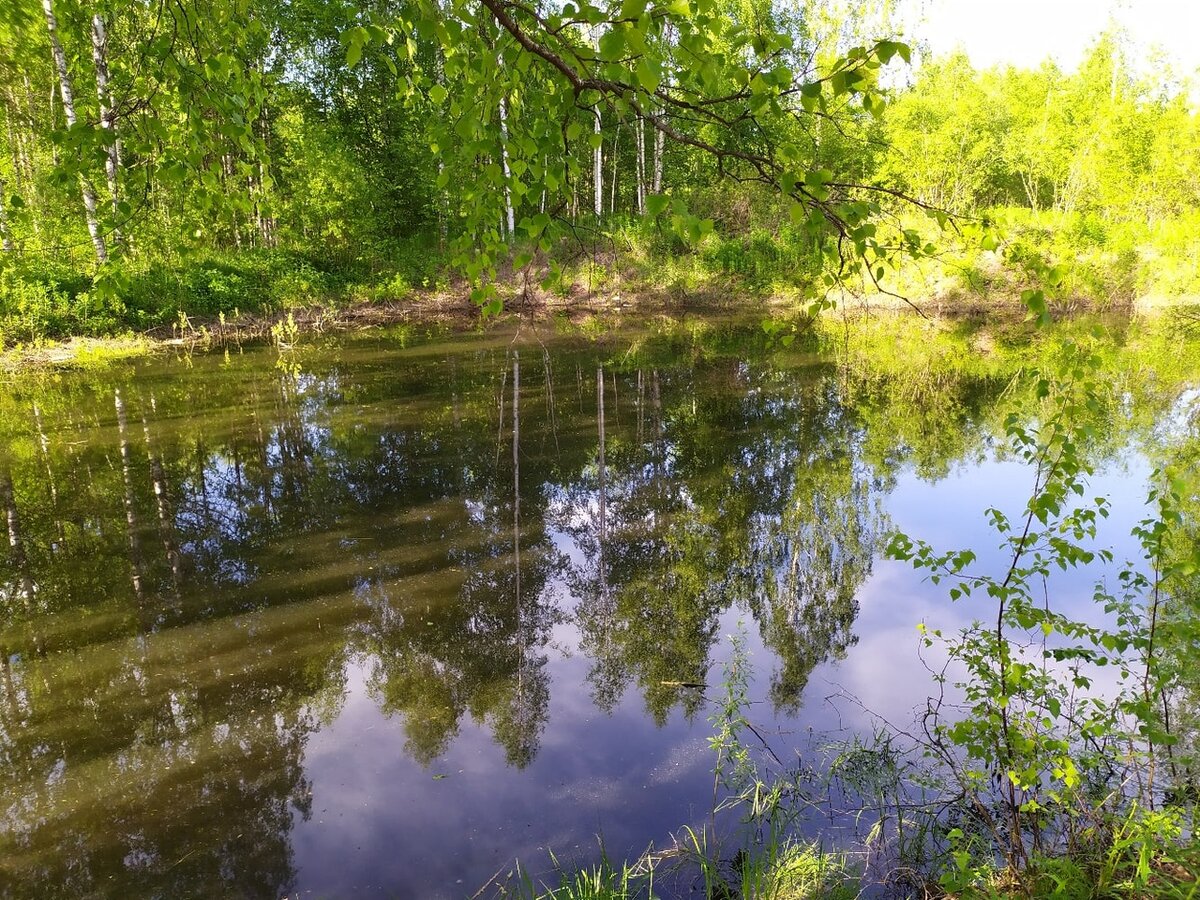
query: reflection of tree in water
[
  {"left": 0, "top": 569, "right": 345, "bottom": 897},
  {"left": 559, "top": 367, "right": 720, "bottom": 723},
  {"left": 0, "top": 374, "right": 349, "bottom": 897},
  {"left": 749, "top": 439, "right": 883, "bottom": 710},
  {"left": 563, "top": 363, "right": 886, "bottom": 719},
  {"left": 358, "top": 351, "right": 557, "bottom": 767}
]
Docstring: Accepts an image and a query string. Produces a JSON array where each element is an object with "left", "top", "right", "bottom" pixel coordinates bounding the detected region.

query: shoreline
[{"left": 1, "top": 285, "right": 1192, "bottom": 373}]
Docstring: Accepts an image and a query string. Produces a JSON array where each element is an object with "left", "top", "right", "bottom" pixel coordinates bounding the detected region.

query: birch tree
[
  {"left": 90, "top": 8, "right": 121, "bottom": 244},
  {"left": 41, "top": 0, "right": 107, "bottom": 263}
]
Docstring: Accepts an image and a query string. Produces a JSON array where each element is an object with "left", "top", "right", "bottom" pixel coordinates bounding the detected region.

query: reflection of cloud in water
[
  {"left": 805, "top": 456, "right": 1160, "bottom": 737},
  {"left": 646, "top": 736, "right": 711, "bottom": 786},
  {"left": 295, "top": 656, "right": 724, "bottom": 897}
]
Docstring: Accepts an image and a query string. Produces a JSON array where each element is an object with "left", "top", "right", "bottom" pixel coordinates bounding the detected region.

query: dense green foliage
[
  {"left": 0, "top": 0, "right": 924, "bottom": 341},
  {"left": 878, "top": 41, "right": 1200, "bottom": 303},
  {"left": 1, "top": 0, "right": 1198, "bottom": 343}
]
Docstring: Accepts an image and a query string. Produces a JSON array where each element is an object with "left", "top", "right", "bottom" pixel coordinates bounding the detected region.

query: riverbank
[
  {"left": 5, "top": 228, "right": 1200, "bottom": 373},
  {"left": 7, "top": 203, "right": 1200, "bottom": 366},
  {"left": 7, "top": 282, "right": 1198, "bottom": 375},
  {"left": 0, "top": 285, "right": 744, "bottom": 371}
]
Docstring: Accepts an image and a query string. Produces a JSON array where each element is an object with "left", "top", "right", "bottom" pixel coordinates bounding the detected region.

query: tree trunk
[
  {"left": 3, "top": 98, "right": 28, "bottom": 243},
  {"left": 221, "top": 154, "right": 245, "bottom": 250},
  {"left": 43, "top": 0, "right": 108, "bottom": 263},
  {"left": 635, "top": 115, "right": 646, "bottom": 212},
  {"left": 593, "top": 107, "right": 603, "bottom": 217},
  {"left": 0, "top": 178, "right": 12, "bottom": 251},
  {"left": 609, "top": 124, "right": 619, "bottom": 214},
  {"left": 90, "top": 11, "right": 121, "bottom": 245},
  {"left": 499, "top": 95, "right": 516, "bottom": 237},
  {"left": 653, "top": 118, "right": 664, "bottom": 194},
  {"left": 4, "top": 94, "right": 25, "bottom": 194}
]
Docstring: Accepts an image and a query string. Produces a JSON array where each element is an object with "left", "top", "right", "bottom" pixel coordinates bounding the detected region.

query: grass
[
  {"left": 494, "top": 837, "right": 859, "bottom": 900},
  {"left": 0, "top": 234, "right": 448, "bottom": 348}
]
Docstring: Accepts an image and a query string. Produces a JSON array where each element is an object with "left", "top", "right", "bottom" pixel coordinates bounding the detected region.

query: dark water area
[{"left": 0, "top": 316, "right": 1193, "bottom": 897}]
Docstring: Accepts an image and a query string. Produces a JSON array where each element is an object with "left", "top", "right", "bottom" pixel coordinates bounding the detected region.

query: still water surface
[{"left": 0, "top": 317, "right": 1188, "bottom": 897}]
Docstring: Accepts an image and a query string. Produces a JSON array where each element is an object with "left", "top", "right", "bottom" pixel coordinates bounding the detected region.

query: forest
[{"left": 0, "top": 0, "right": 1198, "bottom": 344}]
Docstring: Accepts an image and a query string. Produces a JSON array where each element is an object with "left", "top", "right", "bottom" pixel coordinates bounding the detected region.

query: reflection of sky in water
[
  {"left": 292, "top": 455, "right": 1159, "bottom": 897},
  {"left": 0, "top": 322, "right": 1191, "bottom": 898}
]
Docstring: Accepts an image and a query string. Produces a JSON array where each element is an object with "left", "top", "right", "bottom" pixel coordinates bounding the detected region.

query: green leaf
[
  {"left": 598, "top": 29, "right": 625, "bottom": 62},
  {"left": 645, "top": 194, "right": 669, "bottom": 216},
  {"left": 636, "top": 58, "right": 660, "bottom": 93}
]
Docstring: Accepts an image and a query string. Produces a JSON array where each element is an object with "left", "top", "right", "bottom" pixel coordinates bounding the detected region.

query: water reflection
[{"left": 0, "top": 317, "right": 1192, "bottom": 896}]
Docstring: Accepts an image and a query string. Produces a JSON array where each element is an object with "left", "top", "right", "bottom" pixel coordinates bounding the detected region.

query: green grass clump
[{"left": 0, "top": 234, "right": 448, "bottom": 348}]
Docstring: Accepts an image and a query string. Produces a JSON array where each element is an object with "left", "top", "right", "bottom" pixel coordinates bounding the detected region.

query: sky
[{"left": 909, "top": 0, "right": 1200, "bottom": 75}]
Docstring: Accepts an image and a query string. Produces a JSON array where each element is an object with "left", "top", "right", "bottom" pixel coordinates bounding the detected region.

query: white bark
[
  {"left": 635, "top": 115, "right": 645, "bottom": 213},
  {"left": 90, "top": 11, "right": 121, "bottom": 244},
  {"left": 653, "top": 117, "right": 664, "bottom": 194},
  {"left": 499, "top": 95, "right": 515, "bottom": 237},
  {"left": 593, "top": 106, "right": 603, "bottom": 217},
  {"left": 609, "top": 124, "right": 619, "bottom": 213},
  {"left": 43, "top": 0, "right": 107, "bottom": 263}
]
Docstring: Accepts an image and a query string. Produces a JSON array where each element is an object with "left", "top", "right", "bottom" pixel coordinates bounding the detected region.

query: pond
[{"left": 0, "top": 314, "right": 1196, "bottom": 897}]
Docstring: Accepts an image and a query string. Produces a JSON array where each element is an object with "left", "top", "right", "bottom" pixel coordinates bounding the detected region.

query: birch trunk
[
  {"left": 609, "top": 124, "right": 619, "bottom": 214},
  {"left": 4, "top": 95, "right": 24, "bottom": 194},
  {"left": 43, "top": 0, "right": 108, "bottom": 263},
  {"left": 90, "top": 11, "right": 121, "bottom": 245},
  {"left": 499, "top": 95, "right": 516, "bottom": 237},
  {"left": 653, "top": 118, "right": 664, "bottom": 194},
  {"left": 635, "top": 115, "right": 646, "bottom": 212},
  {"left": 593, "top": 107, "right": 603, "bottom": 217},
  {"left": 20, "top": 76, "right": 40, "bottom": 187}
]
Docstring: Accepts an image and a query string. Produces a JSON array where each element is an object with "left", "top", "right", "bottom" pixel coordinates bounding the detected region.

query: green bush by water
[{"left": 0, "top": 235, "right": 447, "bottom": 347}]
